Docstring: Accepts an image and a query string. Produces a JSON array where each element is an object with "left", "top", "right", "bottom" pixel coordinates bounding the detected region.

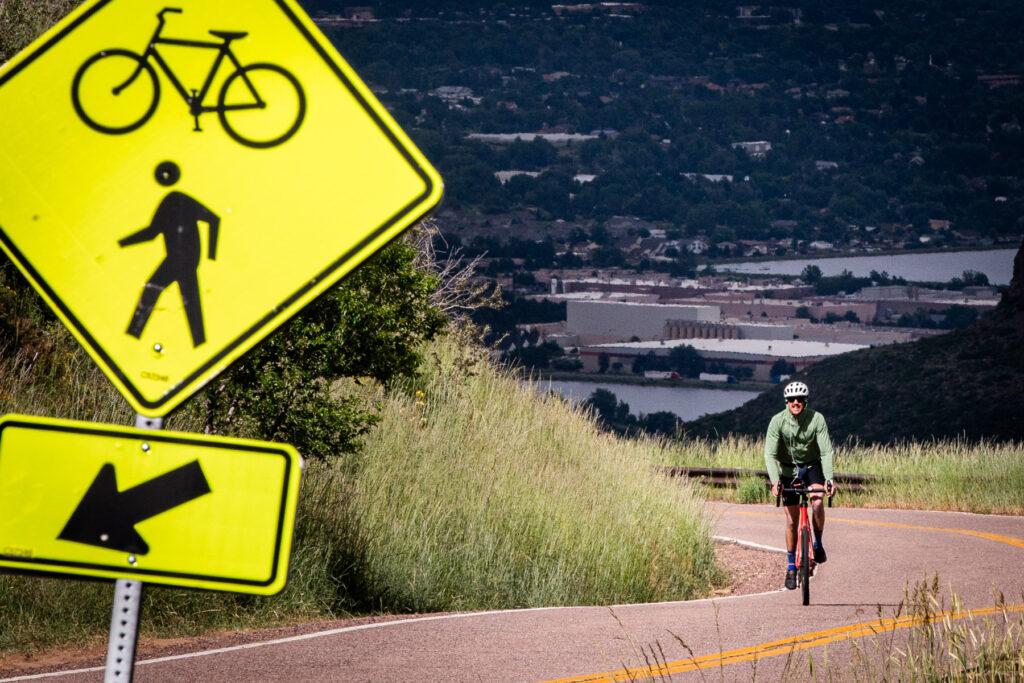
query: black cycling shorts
[{"left": 782, "top": 460, "right": 825, "bottom": 507}]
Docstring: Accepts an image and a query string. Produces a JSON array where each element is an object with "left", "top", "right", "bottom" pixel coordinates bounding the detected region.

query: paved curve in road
[{"left": 6, "top": 503, "right": 1024, "bottom": 682}]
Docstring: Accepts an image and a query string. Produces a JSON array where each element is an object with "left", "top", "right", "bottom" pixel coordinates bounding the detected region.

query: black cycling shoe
[
  {"left": 813, "top": 545, "right": 827, "bottom": 564},
  {"left": 784, "top": 568, "right": 797, "bottom": 590}
]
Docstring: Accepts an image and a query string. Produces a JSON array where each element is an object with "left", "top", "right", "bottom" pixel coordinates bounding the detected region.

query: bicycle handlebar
[
  {"left": 155, "top": 8, "right": 182, "bottom": 36},
  {"left": 774, "top": 486, "right": 835, "bottom": 508}
]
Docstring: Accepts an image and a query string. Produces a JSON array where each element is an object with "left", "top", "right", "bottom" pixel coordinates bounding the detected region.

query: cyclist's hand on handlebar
[
  {"left": 771, "top": 482, "right": 783, "bottom": 499},
  {"left": 825, "top": 480, "right": 836, "bottom": 497}
]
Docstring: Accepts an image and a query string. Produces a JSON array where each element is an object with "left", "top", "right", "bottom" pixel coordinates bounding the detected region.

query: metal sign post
[
  {"left": 104, "top": 578, "right": 144, "bottom": 683},
  {"left": 103, "top": 413, "right": 161, "bottom": 683}
]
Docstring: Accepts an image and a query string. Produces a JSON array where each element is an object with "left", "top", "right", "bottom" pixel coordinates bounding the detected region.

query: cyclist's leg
[
  {"left": 782, "top": 473, "right": 801, "bottom": 551},
  {"left": 784, "top": 502, "right": 799, "bottom": 551},
  {"left": 805, "top": 461, "right": 828, "bottom": 562},
  {"left": 782, "top": 476, "right": 800, "bottom": 588},
  {"left": 783, "top": 501, "right": 799, "bottom": 588}
]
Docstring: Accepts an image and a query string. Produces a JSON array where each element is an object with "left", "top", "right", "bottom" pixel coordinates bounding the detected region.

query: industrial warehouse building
[
  {"left": 566, "top": 300, "right": 719, "bottom": 343},
  {"left": 578, "top": 338, "right": 867, "bottom": 382}
]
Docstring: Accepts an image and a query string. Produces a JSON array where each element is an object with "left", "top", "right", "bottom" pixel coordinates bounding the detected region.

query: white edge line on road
[
  {"left": 712, "top": 535, "right": 787, "bottom": 554},
  {"left": 2, "top": 537, "right": 786, "bottom": 682}
]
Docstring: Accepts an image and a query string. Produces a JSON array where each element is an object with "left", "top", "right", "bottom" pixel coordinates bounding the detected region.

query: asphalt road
[{"left": 8, "top": 503, "right": 1024, "bottom": 682}]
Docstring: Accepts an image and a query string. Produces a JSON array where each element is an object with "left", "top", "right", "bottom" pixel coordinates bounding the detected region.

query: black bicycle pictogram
[{"left": 71, "top": 7, "right": 306, "bottom": 149}]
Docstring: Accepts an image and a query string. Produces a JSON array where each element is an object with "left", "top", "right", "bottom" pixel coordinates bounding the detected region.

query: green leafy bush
[{"left": 735, "top": 475, "right": 770, "bottom": 504}]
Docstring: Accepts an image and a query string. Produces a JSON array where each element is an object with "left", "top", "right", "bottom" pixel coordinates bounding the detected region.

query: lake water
[
  {"left": 719, "top": 248, "right": 1017, "bottom": 285},
  {"left": 536, "top": 380, "right": 762, "bottom": 421}
]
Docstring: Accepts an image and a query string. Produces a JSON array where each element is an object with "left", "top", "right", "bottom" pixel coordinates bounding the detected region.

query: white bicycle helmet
[{"left": 783, "top": 381, "right": 809, "bottom": 399}]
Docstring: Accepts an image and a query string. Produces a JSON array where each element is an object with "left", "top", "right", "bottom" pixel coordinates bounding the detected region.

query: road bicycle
[
  {"left": 776, "top": 480, "right": 833, "bottom": 606},
  {"left": 71, "top": 7, "right": 305, "bottom": 149}
]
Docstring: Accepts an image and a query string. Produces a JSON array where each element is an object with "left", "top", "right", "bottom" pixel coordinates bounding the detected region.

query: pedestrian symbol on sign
[{"left": 120, "top": 162, "right": 219, "bottom": 347}]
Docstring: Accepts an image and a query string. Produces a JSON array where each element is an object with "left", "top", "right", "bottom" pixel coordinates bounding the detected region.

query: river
[
  {"left": 718, "top": 248, "right": 1017, "bottom": 285},
  {"left": 535, "top": 380, "right": 762, "bottom": 421}
]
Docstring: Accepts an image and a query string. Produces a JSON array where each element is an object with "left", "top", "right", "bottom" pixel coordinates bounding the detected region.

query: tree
[
  {"left": 770, "top": 359, "right": 796, "bottom": 377},
  {"left": 583, "top": 388, "right": 618, "bottom": 422},
  {"left": 942, "top": 305, "right": 978, "bottom": 329},
  {"left": 948, "top": 270, "right": 990, "bottom": 290},
  {"left": 632, "top": 350, "right": 666, "bottom": 375},
  {"left": 199, "top": 236, "right": 447, "bottom": 459},
  {"left": 639, "top": 411, "right": 681, "bottom": 437},
  {"left": 590, "top": 224, "right": 611, "bottom": 245},
  {"left": 598, "top": 352, "right": 610, "bottom": 373},
  {"left": 801, "top": 265, "right": 823, "bottom": 284},
  {"left": 668, "top": 345, "right": 705, "bottom": 378},
  {"left": 591, "top": 246, "right": 626, "bottom": 267}
]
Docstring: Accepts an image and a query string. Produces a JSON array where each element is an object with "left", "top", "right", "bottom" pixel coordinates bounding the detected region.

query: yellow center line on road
[
  {"left": 545, "top": 603, "right": 1024, "bottom": 683},
  {"left": 730, "top": 510, "right": 1024, "bottom": 549}
]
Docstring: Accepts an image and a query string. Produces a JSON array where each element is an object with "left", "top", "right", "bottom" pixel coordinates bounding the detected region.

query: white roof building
[{"left": 588, "top": 337, "right": 866, "bottom": 360}]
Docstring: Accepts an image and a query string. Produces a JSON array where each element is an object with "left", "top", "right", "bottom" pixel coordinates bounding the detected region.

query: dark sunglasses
[{"left": 785, "top": 397, "right": 806, "bottom": 404}]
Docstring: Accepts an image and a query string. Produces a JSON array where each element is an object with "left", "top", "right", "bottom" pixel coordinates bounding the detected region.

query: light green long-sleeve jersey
[{"left": 763, "top": 407, "right": 835, "bottom": 484}]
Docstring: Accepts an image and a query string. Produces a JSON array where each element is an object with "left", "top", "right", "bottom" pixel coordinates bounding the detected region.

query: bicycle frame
[
  {"left": 116, "top": 10, "right": 263, "bottom": 117},
  {"left": 776, "top": 482, "right": 833, "bottom": 605},
  {"left": 777, "top": 484, "right": 832, "bottom": 538}
]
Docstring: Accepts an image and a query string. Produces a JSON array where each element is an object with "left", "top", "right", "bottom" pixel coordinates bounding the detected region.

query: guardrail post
[
  {"left": 660, "top": 465, "right": 873, "bottom": 492},
  {"left": 103, "top": 414, "right": 162, "bottom": 683}
]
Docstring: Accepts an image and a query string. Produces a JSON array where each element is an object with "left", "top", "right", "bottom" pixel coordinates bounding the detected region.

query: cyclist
[{"left": 764, "top": 381, "right": 837, "bottom": 590}]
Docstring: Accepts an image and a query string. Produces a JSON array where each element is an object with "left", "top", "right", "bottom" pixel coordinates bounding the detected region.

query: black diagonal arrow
[{"left": 58, "top": 461, "right": 211, "bottom": 555}]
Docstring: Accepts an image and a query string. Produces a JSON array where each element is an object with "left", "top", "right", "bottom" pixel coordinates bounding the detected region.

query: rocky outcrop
[{"left": 997, "top": 237, "right": 1024, "bottom": 316}]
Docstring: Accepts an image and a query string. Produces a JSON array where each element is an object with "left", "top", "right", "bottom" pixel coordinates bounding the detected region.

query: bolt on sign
[
  {"left": 0, "top": 415, "right": 301, "bottom": 594},
  {"left": 0, "top": 0, "right": 443, "bottom": 417}
]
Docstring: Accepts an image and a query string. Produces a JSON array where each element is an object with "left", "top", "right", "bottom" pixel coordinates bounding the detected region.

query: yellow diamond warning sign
[
  {"left": 0, "top": 414, "right": 301, "bottom": 594},
  {"left": 0, "top": 1, "right": 443, "bottom": 416}
]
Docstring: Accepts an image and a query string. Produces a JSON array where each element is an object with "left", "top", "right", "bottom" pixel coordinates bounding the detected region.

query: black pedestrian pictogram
[
  {"left": 71, "top": 7, "right": 306, "bottom": 149},
  {"left": 121, "top": 162, "right": 219, "bottom": 347}
]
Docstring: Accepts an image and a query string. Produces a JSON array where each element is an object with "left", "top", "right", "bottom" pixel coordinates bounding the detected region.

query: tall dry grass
[
  {"left": 821, "top": 579, "right": 1024, "bottom": 681},
  {"left": 309, "top": 333, "right": 724, "bottom": 612}
]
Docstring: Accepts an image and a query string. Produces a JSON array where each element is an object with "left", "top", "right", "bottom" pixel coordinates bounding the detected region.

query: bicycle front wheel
[
  {"left": 218, "top": 63, "right": 306, "bottom": 149},
  {"left": 800, "top": 528, "right": 810, "bottom": 606},
  {"left": 71, "top": 49, "right": 160, "bottom": 135}
]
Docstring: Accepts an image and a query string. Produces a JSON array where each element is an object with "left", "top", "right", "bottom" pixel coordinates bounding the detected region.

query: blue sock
[
  {"left": 814, "top": 531, "right": 824, "bottom": 550},
  {"left": 787, "top": 551, "right": 796, "bottom": 570}
]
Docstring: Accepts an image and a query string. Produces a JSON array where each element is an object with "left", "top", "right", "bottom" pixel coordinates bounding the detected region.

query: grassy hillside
[
  {"left": 0, "top": 331, "right": 722, "bottom": 654},
  {"left": 685, "top": 240, "right": 1024, "bottom": 444}
]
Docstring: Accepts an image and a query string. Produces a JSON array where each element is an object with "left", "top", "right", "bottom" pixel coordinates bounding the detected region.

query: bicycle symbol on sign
[{"left": 71, "top": 7, "right": 306, "bottom": 149}]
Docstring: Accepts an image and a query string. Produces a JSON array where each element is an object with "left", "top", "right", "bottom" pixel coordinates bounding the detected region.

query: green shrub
[{"left": 735, "top": 475, "right": 770, "bottom": 504}]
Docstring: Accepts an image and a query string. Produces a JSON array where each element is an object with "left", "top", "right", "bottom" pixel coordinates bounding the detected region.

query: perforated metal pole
[
  {"left": 103, "top": 414, "right": 163, "bottom": 683},
  {"left": 104, "top": 579, "right": 143, "bottom": 683}
]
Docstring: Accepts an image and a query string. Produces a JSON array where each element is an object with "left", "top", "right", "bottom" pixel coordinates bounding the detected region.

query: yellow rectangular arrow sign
[{"left": 0, "top": 415, "right": 301, "bottom": 595}]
